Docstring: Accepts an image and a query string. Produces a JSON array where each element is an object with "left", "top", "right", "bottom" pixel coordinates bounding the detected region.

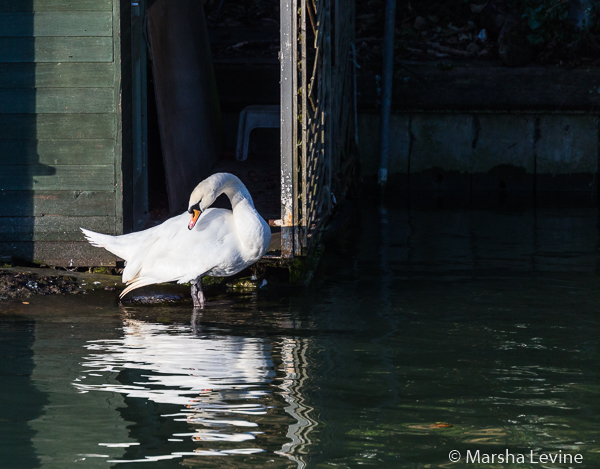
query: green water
[{"left": 1, "top": 204, "right": 599, "bottom": 468}]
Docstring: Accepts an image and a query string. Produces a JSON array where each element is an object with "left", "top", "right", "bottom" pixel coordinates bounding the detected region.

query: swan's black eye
[{"left": 188, "top": 202, "right": 200, "bottom": 214}]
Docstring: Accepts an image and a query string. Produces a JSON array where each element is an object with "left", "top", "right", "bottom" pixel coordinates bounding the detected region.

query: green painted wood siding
[
  {"left": 0, "top": 38, "right": 114, "bottom": 62},
  {"left": 0, "top": 0, "right": 113, "bottom": 11},
  {"left": 0, "top": 0, "right": 121, "bottom": 266},
  {"left": 0, "top": 114, "right": 115, "bottom": 139},
  {"left": 0, "top": 12, "right": 112, "bottom": 36},
  {"left": 0, "top": 63, "right": 115, "bottom": 88}
]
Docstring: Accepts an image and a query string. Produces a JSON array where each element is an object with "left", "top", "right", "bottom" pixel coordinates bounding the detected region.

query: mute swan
[{"left": 81, "top": 173, "right": 271, "bottom": 307}]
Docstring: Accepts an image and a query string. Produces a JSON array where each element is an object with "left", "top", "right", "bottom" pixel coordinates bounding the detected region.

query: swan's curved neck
[
  {"left": 219, "top": 177, "right": 254, "bottom": 210},
  {"left": 216, "top": 176, "right": 266, "bottom": 256}
]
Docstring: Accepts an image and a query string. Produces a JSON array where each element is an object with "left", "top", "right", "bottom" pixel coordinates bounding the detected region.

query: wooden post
[
  {"left": 146, "top": 0, "right": 223, "bottom": 213},
  {"left": 280, "top": 0, "right": 298, "bottom": 258}
]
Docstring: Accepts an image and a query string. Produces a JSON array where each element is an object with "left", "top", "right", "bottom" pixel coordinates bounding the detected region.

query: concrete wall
[{"left": 358, "top": 112, "right": 599, "bottom": 192}]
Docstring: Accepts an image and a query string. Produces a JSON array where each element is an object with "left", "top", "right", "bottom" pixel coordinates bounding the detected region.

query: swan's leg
[
  {"left": 250, "top": 263, "right": 267, "bottom": 280},
  {"left": 191, "top": 308, "right": 202, "bottom": 333},
  {"left": 191, "top": 277, "right": 205, "bottom": 308}
]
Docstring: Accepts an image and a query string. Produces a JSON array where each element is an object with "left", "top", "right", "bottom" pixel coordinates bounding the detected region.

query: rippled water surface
[{"left": 1, "top": 202, "right": 599, "bottom": 468}]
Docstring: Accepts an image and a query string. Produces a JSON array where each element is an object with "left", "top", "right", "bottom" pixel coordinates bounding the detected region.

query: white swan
[{"left": 81, "top": 173, "right": 271, "bottom": 307}]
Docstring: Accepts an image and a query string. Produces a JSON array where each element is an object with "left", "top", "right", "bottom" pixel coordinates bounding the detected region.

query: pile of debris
[
  {"left": 356, "top": 0, "right": 600, "bottom": 67},
  {"left": 202, "top": 0, "right": 600, "bottom": 67},
  {"left": 0, "top": 272, "right": 83, "bottom": 300}
]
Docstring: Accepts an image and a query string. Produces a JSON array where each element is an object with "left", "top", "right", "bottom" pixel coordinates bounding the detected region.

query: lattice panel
[
  {"left": 299, "top": 0, "right": 330, "bottom": 249},
  {"left": 289, "top": 0, "right": 354, "bottom": 254}
]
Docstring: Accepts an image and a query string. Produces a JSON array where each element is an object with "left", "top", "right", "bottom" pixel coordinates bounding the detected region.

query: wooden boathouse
[
  {"left": 0, "top": 0, "right": 355, "bottom": 268},
  {"left": 0, "top": 0, "right": 145, "bottom": 266}
]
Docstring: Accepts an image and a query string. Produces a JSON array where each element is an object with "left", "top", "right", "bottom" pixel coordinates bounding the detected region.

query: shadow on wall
[
  {"left": 0, "top": 6, "right": 52, "bottom": 467},
  {"left": 0, "top": 0, "right": 56, "bottom": 263}
]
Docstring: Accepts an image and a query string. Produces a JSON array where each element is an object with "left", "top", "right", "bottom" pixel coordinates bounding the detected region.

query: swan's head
[
  {"left": 187, "top": 173, "right": 245, "bottom": 230},
  {"left": 187, "top": 175, "right": 222, "bottom": 230}
]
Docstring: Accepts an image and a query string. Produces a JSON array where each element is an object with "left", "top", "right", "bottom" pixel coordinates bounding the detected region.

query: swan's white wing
[
  {"left": 120, "top": 208, "right": 244, "bottom": 296},
  {"left": 81, "top": 223, "right": 165, "bottom": 262}
]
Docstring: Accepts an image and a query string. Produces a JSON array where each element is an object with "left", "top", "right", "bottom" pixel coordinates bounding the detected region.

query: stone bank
[{"left": 356, "top": 62, "right": 600, "bottom": 194}]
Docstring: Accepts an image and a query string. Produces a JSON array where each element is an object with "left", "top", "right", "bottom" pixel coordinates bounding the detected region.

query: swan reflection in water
[{"left": 73, "top": 314, "right": 312, "bottom": 466}]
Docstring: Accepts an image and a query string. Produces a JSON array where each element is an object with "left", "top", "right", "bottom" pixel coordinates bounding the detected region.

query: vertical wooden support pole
[
  {"left": 147, "top": 0, "right": 222, "bottom": 213},
  {"left": 131, "top": 0, "right": 149, "bottom": 231},
  {"left": 114, "top": 0, "right": 124, "bottom": 234},
  {"left": 280, "top": 0, "right": 298, "bottom": 258}
]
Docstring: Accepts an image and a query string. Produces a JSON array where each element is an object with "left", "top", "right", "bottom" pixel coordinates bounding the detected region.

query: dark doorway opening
[{"left": 143, "top": 0, "right": 282, "bottom": 232}]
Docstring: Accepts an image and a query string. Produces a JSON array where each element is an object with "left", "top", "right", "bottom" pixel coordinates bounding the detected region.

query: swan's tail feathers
[
  {"left": 80, "top": 228, "right": 131, "bottom": 261},
  {"left": 120, "top": 277, "right": 159, "bottom": 299}
]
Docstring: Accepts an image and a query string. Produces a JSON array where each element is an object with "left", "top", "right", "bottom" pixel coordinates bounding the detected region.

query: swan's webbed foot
[{"left": 191, "top": 278, "right": 206, "bottom": 309}]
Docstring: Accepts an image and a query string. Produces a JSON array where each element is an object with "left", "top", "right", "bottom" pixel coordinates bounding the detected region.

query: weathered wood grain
[
  {"left": 0, "top": 37, "right": 113, "bottom": 62},
  {"left": 0, "top": 165, "right": 114, "bottom": 190},
  {"left": 0, "top": 0, "right": 112, "bottom": 12},
  {"left": 0, "top": 88, "right": 115, "bottom": 113},
  {"left": 0, "top": 0, "right": 122, "bottom": 267},
  {"left": 0, "top": 191, "right": 116, "bottom": 217},
  {"left": 0, "top": 140, "right": 115, "bottom": 166},
  {"left": 112, "top": 0, "right": 124, "bottom": 235},
  {"left": 0, "top": 12, "right": 112, "bottom": 36},
  {"left": 0, "top": 63, "right": 114, "bottom": 88},
  {"left": 0, "top": 114, "right": 115, "bottom": 139},
  {"left": 0, "top": 216, "right": 116, "bottom": 241},
  {"left": 0, "top": 241, "right": 118, "bottom": 266}
]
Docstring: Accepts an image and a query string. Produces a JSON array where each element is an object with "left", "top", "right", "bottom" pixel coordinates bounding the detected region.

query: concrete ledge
[
  {"left": 471, "top": 115, "right": 534, "bottom": 191},
  {"left": 359, "top": 111, "right": 599, "bottom": 192},
  {"left": 357, "top": 113, "right": 409, "bottom": 178},
  {"left": 536, "top": 115, "right": 599, "bottom": 191}
]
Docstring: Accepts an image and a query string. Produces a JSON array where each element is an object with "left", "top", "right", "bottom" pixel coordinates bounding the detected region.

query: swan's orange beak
[{"left": 188, "top": 209, "right": 201, "bottom": 230}]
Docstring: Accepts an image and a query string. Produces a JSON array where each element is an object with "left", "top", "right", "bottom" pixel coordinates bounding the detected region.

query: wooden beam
[
  {"left": 0, "top": 37, "right": 113, "bottom": 62},
  {"left": 0, "top": 140, "right": 114, "bottom": 166},
  {"left": 0, "top": 12, "right": 112, "bottom": 36},
  {"left": 0, "top": 216, "right": 116, "bottom": 241},
  {"left": 0, "top": 63, "right": 115, "bottom": 88},
  {"left": 0, "top": 191, "right": 116, "bottom": 217},
  {"left": 280, "top": 0, "right": 298, "bottom": 258},
  {"left": 0, "top": 241, "right": 118, "bottom": 266},
  {"left": 0, "top": 165, "right": 114, "bottom": 190},
  {"left": 113, "top": 0, "right": 123, "bottom": 234},
  {"left": 0, "top": 0, "right": 112, "bottom": 12},
  {"left": 0, "top": 114, "right": 115, "bottom": 139},
  {"left": 0, "top": 88, "right": 115, "bottom": 113}
]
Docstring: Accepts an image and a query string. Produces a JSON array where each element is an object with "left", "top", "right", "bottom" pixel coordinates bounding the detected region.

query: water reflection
[
  {"left": 3, "top": 202, "right": 600, "bottom": 468},
  {"left": 0, "top": 319, "right": 47, "bottom": 469},
  {"left": 73, "top": 315, "right": 313, "bottom": 466}
]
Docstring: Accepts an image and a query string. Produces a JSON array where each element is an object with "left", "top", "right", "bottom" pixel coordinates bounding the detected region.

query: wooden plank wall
[{"left": 0, "top": 0, "right": 121, "bottom": 266}]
